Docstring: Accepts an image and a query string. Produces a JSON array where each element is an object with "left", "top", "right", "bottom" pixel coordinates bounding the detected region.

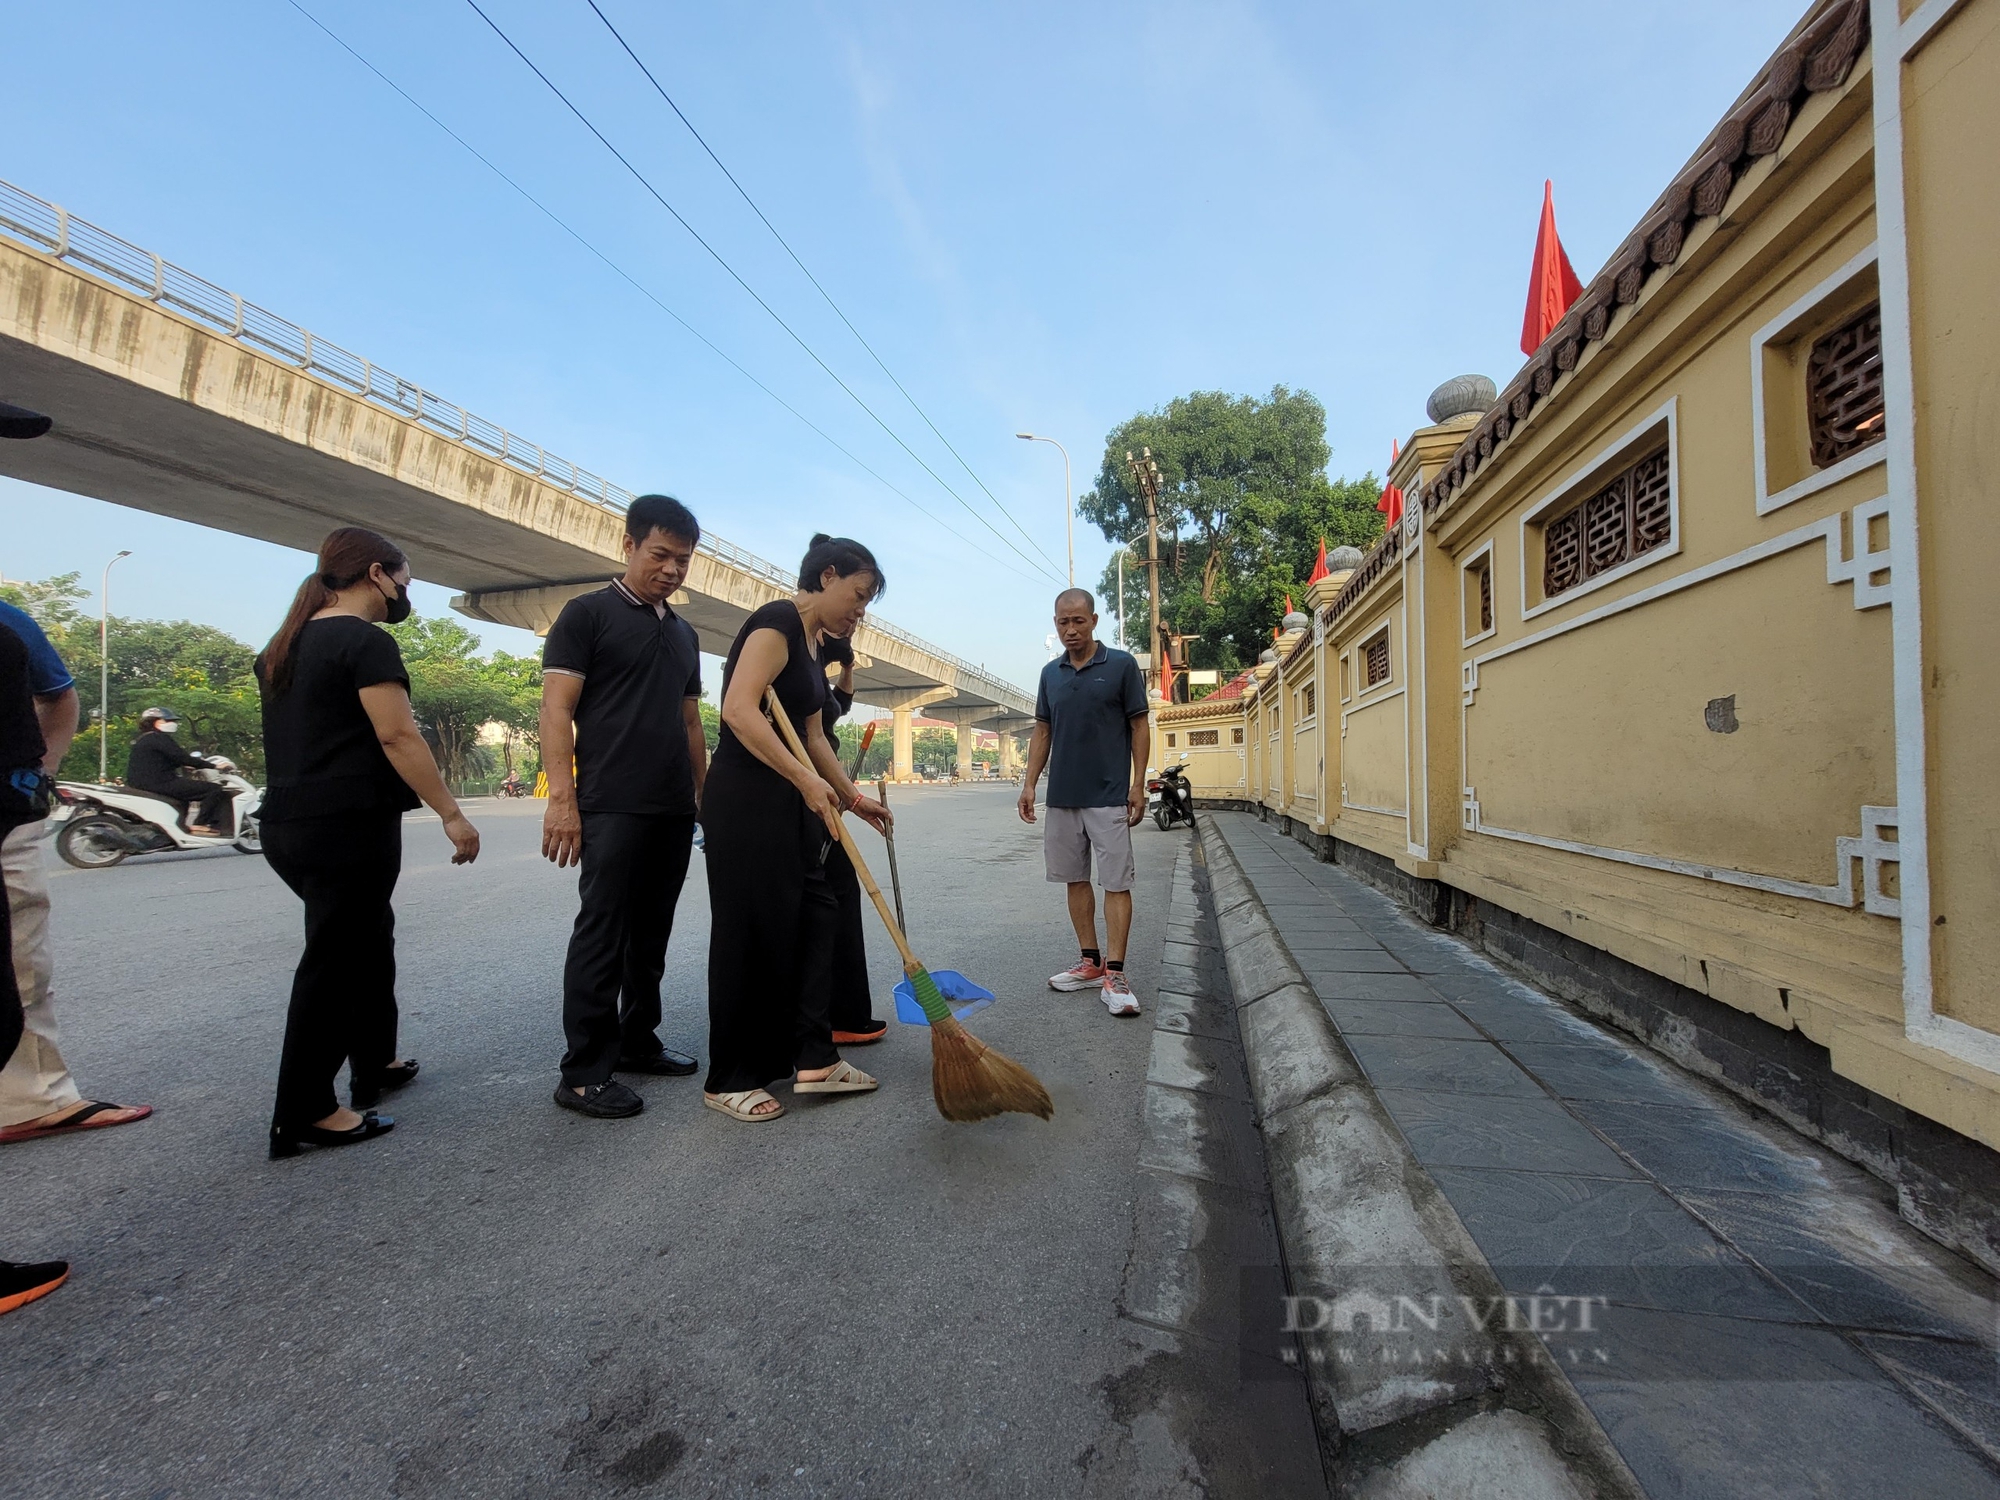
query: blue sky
[{"left": 0, "top": 0, "right": 1805, "bottom": 693}]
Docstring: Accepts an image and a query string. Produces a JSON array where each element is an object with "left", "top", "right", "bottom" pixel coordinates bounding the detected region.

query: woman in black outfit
[
  {"left": 255, "top": 528, "right": 481, "bottom": 1158},
  {"left": 817, "top": 631, "right": 886, "bottom": 1047},
  {"left": 703, "top": 536, "right": 892, "bottom": 1122}
]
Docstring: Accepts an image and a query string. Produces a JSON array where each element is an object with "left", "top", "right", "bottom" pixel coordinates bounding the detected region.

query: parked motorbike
[
  {"left": 1147, "top": 760, "right": 1194, "bottom": 831},
  {"left": 51, "top": 762, "right": 264, "bottom": 869}
]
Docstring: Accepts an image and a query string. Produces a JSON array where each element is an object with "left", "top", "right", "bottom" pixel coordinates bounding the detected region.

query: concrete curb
[{"left": 1198, "top": 819, "right": 1645, "bottom": 1497}]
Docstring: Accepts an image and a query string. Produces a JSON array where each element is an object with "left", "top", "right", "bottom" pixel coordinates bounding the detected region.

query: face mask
[
  {"left": 379, "top": 578, "right": 412, "bottom": 625},
  {"left": 159, "top": 722, "right": 178, "bottom": 735}
]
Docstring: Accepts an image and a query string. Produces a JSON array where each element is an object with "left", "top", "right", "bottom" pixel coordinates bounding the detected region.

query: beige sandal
[
  {"left": 792, "top": 1060, "right": 879, "bottom": 1095},
  {"left": 704, "top": 1088, "right": 786, "bottom": 1121}
]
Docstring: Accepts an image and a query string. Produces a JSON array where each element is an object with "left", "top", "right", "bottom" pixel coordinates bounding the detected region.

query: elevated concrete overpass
[{"left": 0, "top": 180, "right": 1032, "bottom": 777}]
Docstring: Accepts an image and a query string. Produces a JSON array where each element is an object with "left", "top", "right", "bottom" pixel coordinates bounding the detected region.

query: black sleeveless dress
[{"left": 703, "top": 601, "right": 841, "bottom": 1093}]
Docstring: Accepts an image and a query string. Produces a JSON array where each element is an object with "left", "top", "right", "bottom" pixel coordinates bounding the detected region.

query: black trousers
[
  {"left": 560, "top": 811, "right": 695, "bottom": 1087},
  {"left": 264, "top": 812, "right": 402, "bottom": 1126},
  {"left": 151, "top": 774, "right": 232, "bottom": 833},
  {"left": 704, "top": 858, "right": 839, "bottom": 1093},
  {"left": 824, "top": 843, "right": 874, "bottom": 1030}
]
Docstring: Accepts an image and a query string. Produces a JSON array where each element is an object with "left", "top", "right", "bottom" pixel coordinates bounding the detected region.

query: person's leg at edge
[
  {"left": 560, "top": 811, "right": 641, "bottom": 1094},
  {"left": 0, "top": 834, "right": 67, "bottom": 1316},
  {"left": 0, "top": 820, "right": 101, "bottom": 1133},
  {"left": 615, "top": 814, "right": 695, "bottom": 1065}
]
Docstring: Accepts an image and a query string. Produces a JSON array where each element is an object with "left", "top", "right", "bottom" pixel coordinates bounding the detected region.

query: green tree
[
  {"left": 386, "top": 616, "right": 523, "bottom": 787},
  {"left": 830, "top": 720, "right": 895, "bottom": 781},
  {"left": 0, "top": 576, "right": 267, "bottom": 781},
  {"left": 1078, "top": 387, "right": 1383, "bottom": 674}
]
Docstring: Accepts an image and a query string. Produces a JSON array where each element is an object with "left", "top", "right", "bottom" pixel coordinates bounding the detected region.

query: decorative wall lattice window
[
  {"left": 1231, "top": 727, "right": 1244, "bottom": 744},
  {"left": 1363, "top": 631, "right": 1391, "bottom": 687},
  {"left": 1189, "top": 729, "right": 1220, "bottom": 747},
  {"left": 1542, "top": 447, "right": 1671, "bottom": 599},
  {"left": 1302, "top": 684, "right": 1316, "bottom": 718},
  {"left": 1808, "top": 303, "right": 1884, "bottom": 468},
  {"left": 1465, "top": 555, "right": 1494, "bottom": 637},
  {"left": 1165, "top": 733, "right": 1176, "bottom": 748}
]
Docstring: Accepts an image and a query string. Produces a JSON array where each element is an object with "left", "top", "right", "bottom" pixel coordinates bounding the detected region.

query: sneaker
[
  {"left": 0, "top": 1258, "right": 70, "bottom": 1317},
  {"left": 1049, "top": 959, "right": 1107, "bottom": 992},
  {"left": 553, "top": 1080, "right": 645, "bottom": 1118},
  {"left": 1100, "top": 971, "right": 1142, "bottom": 1017}
]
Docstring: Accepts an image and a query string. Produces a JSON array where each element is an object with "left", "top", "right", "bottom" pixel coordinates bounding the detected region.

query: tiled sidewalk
[{"left": 1205, "top": 811, "right": 2000, "bottom": 1500}]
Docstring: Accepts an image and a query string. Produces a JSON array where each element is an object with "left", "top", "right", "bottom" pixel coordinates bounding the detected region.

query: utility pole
[{"left": 1124, "top": 448, "right": 1165, "bottom": 700}]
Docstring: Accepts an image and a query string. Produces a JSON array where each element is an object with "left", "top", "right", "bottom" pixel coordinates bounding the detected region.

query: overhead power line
[
  {"left": 282, "top": 0, "right": 1045, "bottom": 585},
  {"left": 461, "top": 0, "right": 1064, "bottom": 585},
  {"left": 579, "top": 0, "right": 1065, "bottom": 579}
]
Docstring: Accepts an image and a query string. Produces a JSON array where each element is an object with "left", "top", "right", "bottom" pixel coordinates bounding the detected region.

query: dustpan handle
[{"left": 764, "top": 686, "right": 921, "bottom": 973}]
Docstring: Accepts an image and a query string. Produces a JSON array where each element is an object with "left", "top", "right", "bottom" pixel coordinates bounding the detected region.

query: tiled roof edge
[{"left": 1421, "top": 0, "right": 1869, "bottom": 522}]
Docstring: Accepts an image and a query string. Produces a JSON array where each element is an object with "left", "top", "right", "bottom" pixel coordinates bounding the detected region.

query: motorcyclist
[{"left": 124, "top": 708, "right": 233, "bottom": 835}]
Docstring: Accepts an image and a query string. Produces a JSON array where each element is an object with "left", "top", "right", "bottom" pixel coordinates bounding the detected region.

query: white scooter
[{"left": 51, "top": 762, "right": 264, "bottom": 869}]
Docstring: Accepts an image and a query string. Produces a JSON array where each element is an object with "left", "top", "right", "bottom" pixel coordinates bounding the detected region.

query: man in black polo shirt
[
  {"left": 541, "top": 494, "right": 708, "bottom": 1119},
  {"left": 1017, "top": 589, "right": 1151, "bottom": 1017}
]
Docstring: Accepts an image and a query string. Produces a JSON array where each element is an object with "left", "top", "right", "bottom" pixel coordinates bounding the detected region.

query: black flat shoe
[
  {"left": 269, "top": 1112, "right": 395, "bottom": 1160},
  {"left": 351, "top": 1060, "right": 420, "bottom": 1110},
  {"left": 615, "top": 1048, "right": 698, "bottom": 1077},
  {"left": 553, "top": 1081, "right": 644, "bottom": 1118}
]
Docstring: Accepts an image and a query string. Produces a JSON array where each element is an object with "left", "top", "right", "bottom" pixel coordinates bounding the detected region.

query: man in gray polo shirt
[{"left": 1017, "top": 589, "right": 1151, "bottom": 1016}]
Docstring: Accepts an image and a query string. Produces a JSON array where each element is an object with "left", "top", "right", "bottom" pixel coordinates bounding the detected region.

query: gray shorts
[{"left": 1043, "top": 806, "right": 1136, "bottom": 892}]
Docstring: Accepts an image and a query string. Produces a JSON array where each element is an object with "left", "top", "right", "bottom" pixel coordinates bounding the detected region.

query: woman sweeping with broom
[{"left": 702, "top": 536, "right": 894, "bottom": 1122}]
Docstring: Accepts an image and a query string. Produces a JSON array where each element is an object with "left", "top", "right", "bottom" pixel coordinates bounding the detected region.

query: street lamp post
[
  {"left": 99, "top": 549, "right": 130, "bottom": 784},
  {"left": 1015, "top": 432, "right": 1074, "bottom": 587}
]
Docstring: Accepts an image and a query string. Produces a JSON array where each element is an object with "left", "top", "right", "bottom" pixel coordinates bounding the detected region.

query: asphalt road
[{"left": 5, "top": 787, "right": 1312, "bottom": 1498}]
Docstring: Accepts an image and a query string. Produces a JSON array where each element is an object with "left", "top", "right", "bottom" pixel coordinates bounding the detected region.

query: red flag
[
  {"left": 1306, "top": 538, "right": 1330, "bottom": 586},
  {"left": 1284, "top": 594, "right": 1295, "bottom": 615},
  {"left": 1375, "top": 440, "right": 1404, "bottom": 529},
  {"left": 1520, "top": 180, "right": 1583, "bottom": 356}
]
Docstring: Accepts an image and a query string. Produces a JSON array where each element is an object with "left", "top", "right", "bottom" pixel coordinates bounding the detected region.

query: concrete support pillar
[
  {"left": 892, "top": 705, "right": 917, "bottom": 783},
  {"left": 998, "top": 731, "right": 1020, "bottom": 778},
  {"left": 938, "top": 708, "right": 988, "bottom": 782},
  {"left": 872, "top": 686, "right": 956, "bottom": 783}
]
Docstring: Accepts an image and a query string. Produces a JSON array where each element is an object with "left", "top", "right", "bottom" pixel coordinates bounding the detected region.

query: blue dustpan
[{"left": 893, "top": 968, "right": 995, "bottom": 1027}]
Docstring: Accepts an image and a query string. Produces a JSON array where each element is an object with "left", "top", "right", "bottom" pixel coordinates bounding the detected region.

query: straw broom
[{"left": 765, "top": 688, "right": 1053, "bottom": 1122}]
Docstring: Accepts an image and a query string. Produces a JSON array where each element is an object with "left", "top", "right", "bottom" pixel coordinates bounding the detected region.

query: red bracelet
[{"left": 845, "top": 790, "right": 864, "bottom": 812}]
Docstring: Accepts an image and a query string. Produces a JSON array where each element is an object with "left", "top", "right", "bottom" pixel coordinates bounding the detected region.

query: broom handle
[
  {"left": 765, "top": 687, "right": 921, "bottom": 972},
  {"left": 847, "top": 720, "right": 876, "bottom": 779},
  {"left": 878, "top": 776, "right": 907, "bottom": 936}
]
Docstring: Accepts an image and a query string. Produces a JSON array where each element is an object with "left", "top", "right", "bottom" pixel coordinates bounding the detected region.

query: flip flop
[
  {"left": 703, "top": 1088, "right": 786, "bottom": 1122},
  {"left": 0, "top": 1100, "right": 153, "bottom": 1145},
  {"left": 791, "top": 1060, "right": 878, "bottom": 1095}
]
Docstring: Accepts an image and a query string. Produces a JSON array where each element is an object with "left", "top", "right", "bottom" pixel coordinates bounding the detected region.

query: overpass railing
[
  {"left": 0, "top": 176, "right": 1030, "bottom": 713},
  {"left": 698, "top": 532, "right": 1026, "bottom": 709},
  {"left": 0, "top": 177, "right": 637, "bottom": 511}
]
